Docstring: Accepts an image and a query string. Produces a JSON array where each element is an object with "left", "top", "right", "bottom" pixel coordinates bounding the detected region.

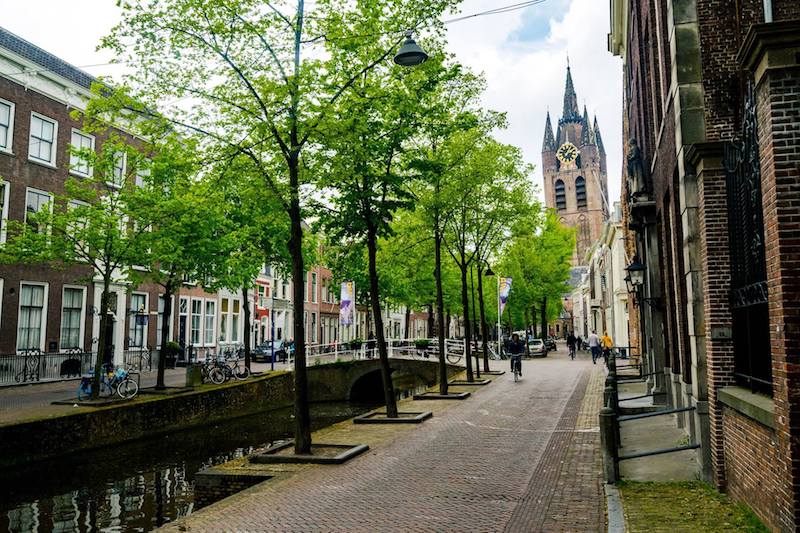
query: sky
[{"left": 1, "top": 0, "right": 623, "bottom": 204}]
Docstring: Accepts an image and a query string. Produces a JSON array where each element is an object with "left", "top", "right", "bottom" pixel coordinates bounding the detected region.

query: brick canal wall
[{"left": 0, "top": 359, "right": 455, "bottom": 469}]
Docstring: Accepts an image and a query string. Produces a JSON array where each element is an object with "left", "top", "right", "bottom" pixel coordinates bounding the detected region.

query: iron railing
[{"left": 0, "top": 349, "right": 94, "bottom": 386}]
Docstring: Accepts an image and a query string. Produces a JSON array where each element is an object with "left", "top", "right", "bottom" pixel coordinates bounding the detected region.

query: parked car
[
  {"left": 252, "top": 340, "right": 288, "bottom": 363},
  {"left": 544, "top": 337, "right": 557, "bottom": 351},
  {"left": 528, "top": 338, "right": 547, "bottom": 357}
]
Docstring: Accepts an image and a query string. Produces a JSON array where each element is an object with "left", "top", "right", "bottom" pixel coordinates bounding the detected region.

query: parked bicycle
[
  {"left": 77, "top": 365, "right": 139, "bottom": 400},
  {"left": 201, "top": 358, "right": 226, "bottom": 385}
]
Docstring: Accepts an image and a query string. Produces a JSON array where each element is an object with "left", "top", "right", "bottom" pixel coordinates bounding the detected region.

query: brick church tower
[{"left": 542, "top": 65, "right": 609, "bottom": 265}]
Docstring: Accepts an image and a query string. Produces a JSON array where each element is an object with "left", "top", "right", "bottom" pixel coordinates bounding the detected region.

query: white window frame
[
  {"left": 109, "top": 150, "right": 127, "bottom": 188},
  {"left": 311, "top": 272, "right": 317, "bottom": 303},
  {"left": 311, "top": 312, "right": 317, "bottom": 343},
  {"left": 24, "top": 187, "right": 53, "bottom": 233},
  {"left": 69, "top": 129, "right": 95, "bottom": 178},
  {"left": 231, "top": 299, "right": 240, "bottom": 343},
  {"left": 220, "top": 297, "right": 230, "bottom": 343},
  {"left": 204, "top": 299, "right": 216, "bottom": 347},
  {"left": 135, "top": 159, "right": 150, "bottom": 187},
  {"left": 17, "top": 281, "right": 49, "bottom": 351},
  {"left": 128, "top": 292, "right": 149, "bottom": 348},
  {"left": 190, "top": 298, "right": 202, "bottom": 346},
  {"left": 28, "top": 112, "right": 58, "bottom": 167},
  {"left": 0, "top": 181, "right": 9, "bottom": 243},
  {"left": 59, "top": 285, "right": 87, "bottom": 351},
  {"left": 0, "top": 98, "right": 15, "bottom": 154}
]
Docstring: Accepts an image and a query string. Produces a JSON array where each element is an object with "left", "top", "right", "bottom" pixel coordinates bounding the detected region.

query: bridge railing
[{"left": 285, "top": 338, "right": 468, "bottom": 367}]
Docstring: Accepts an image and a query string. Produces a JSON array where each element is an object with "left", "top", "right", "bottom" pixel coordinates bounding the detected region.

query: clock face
[{"left": 557, "top": 142, "right": 578, "bottom": 163}]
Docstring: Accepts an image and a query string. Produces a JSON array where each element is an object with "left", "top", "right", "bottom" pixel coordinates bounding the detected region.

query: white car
[{"left": 528, "top": 339, "right": 547, "bottom": 357}]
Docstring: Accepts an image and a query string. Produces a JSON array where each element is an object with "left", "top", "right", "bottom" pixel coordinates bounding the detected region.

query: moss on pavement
[{"left": 619, "top": 481, "right": 768, "bottom": 533}]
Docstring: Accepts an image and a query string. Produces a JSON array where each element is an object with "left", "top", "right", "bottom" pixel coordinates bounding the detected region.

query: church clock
[{"left": 556, "top": 142, "right": 578, "bottom": 164}]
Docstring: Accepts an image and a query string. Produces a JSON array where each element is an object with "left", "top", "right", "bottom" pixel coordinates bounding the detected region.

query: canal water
[
  {"left": 0, "top": 402, "right": 378, "bottom": 532},
  {"left": 0, "top": 370, "right": 430, "bottom": 533}
]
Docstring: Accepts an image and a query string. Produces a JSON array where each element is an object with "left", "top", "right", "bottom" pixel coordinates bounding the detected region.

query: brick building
[
  {"left": 0, "top": 27, "right": 245, "bottom": 368},
  {"left": 609, "top": 1, "right": 800, "bottom": 529}
]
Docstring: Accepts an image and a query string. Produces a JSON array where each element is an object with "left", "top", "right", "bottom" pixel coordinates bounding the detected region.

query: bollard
[
  {"left": 600, "top": 406, "right": 620, "bottom": 483},
  {"left": 604, "top": 384, "right": 614, "bottom": 409}
]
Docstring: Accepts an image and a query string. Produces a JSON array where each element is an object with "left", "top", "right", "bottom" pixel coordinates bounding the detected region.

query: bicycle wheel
[
  {"left": 446, "top": 353, "right": 462, "bottom": 365},
  {"left": 117, "top": 378, "right": 139, "bottom": 399},
  {"left": 234, "top": 365, "right": 250, "bottom": 380},
  {"left": 210, "top": 367, "right": 225, "bottom": 385}
]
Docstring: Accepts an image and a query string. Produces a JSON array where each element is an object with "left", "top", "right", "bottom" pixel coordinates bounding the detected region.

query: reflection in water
[{"left": 0, "top": 402, "right": 375, "bottom": 533}]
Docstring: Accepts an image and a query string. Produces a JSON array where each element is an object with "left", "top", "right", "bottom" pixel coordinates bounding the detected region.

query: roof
[{"left": 0, "top": 26, "right": 97, "bottom": 91}]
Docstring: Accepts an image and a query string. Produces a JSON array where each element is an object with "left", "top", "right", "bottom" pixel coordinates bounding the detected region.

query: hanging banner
[
  {"left": 340, "top": 281, "right": 355, "bottom": 325},
  {"left": 499, "top": 277, "right": 512, "bottom": 317}
]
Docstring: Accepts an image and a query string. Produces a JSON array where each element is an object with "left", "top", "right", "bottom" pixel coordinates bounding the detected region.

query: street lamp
[
  {"left": 393, "top": 30, "right": 428, "bottom": 67},
  {"left": 625, "top": 257, "right": 646, "bottom": 289}
]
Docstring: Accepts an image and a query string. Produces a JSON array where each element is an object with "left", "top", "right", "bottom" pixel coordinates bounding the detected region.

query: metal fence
[
  {"left": 0, "top": 349, "right": 95, "bottom": 386},
  {"left": 123, "top": 347, "right": 152, "bottom": 372}
]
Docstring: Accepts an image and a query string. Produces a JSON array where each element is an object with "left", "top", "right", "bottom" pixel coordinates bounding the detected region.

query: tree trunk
[
  {"left": 92, "top": 280, "right": 111, "bottom": 399},
  {"left": 156, "top": 280, "right": 173, "bottom": 389},
  {"left": 242, "top": 286, "right": 251, "bottom": 370},
  {"left": 434, "top": 227, "right": 448, "bottom": 395},
  {"left": 404, "top": 306, "right": 411, "bottom": 340},
  {"left": 460, "top": 262, "right": 474, "bottom": 382},
  {"left": 477, "top": 267, "right": 490, "bottom": 372},
  {"left": 427, "top": 304, "right": 434, "bottom": 339},
  {"left": 288, "top": 161, "right": 311, "bottom": 455},
  {"left": 541, "top": 297, "right": 548, "bottom": 339},
  {"left": 469, "top": 266, "right": 480, "bottom": 379},
  {"left": 367, "top": 224, "right": 398, "bottom": 418},
  {"left": 531, "top": 305, "right": 538, "bottom": 338}
]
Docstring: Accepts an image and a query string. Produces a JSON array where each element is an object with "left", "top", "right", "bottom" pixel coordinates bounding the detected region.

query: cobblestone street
[{"left": 166, "top": 347, "right": 606, "bottom": 532}]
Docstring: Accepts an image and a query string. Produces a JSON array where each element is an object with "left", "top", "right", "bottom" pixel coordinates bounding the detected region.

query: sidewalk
[{"left": 162, "top": 347, "right": 606, "bottom": 532}]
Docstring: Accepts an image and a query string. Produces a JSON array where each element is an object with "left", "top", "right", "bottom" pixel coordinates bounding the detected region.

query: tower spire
[
  {"left": 593, "top": 115, "right": 605, "bottom": 153},
  {"left": 581, "top": 105, "right": 592, "bottom": 145},
  {"left": 562, "top": 63, "right": 580, "bottom": 121},
  {"left": 542, "top": 111, "right": 556, "bottom": 151}
]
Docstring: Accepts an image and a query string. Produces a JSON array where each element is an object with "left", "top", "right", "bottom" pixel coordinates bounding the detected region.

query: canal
[{"left": 0, "top": 370, "right": 429, "bottom": 532}]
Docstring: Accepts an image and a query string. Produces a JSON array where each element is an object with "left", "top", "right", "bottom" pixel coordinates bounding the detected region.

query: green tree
[
  {"left": 0, "top": 131, "right": 153, "bottom": 398},
  {"left": 104, "top": 0, "right": 459, "bottom": 453}
]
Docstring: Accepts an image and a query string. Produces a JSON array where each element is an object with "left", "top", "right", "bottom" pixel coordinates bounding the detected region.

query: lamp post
[{"left": 393, "top": 31, "right": 429, "bottom": 67}]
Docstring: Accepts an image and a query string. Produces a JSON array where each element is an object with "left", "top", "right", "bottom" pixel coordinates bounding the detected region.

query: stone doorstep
[
  {"left": 250, "top": 440, "right": 369, "bottom": 464},
  {"left": 448, "top": 379, "right": 491, "bottom": 386},
  {"left": 412, "top": 391, "right": 471, "bottom": 400},
  {"left": 352, "top": 411, "right": 433, "bottom": 424}
]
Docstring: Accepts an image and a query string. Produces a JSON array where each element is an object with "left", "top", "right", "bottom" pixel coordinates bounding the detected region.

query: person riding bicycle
[
  {"left": 601, "top": 331, "right": 614, "bottom": 365},
  {"left": 566, "top": 332, "right": 577, "bottom": 358},
  {"left": 508, "top": 333, "right": 525, "bottom": 377}
]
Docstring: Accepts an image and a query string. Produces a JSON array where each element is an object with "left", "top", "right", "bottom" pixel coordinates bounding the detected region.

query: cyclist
[
  {"left": 508, "top": 333, "right": 525, "bottom": 377},
  {"left": 601, "top": 330, "right": 614, "bottom": 365},
  {"left": 566, "top": 331, "right": 577, "bottom": 360}
]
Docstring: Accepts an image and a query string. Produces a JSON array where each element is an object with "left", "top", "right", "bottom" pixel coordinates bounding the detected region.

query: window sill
[
  {"left": 28, "top": 157, "right": 58, "bottom": 170},
  {"left": 0, "top": 148, "right": 14, "bottom": 156},
  {"left": 69, "top": 170, "right": 92, "bottom": 179},
  {"left": 719, "top": 386, "right": 775, "bottom": 429}
]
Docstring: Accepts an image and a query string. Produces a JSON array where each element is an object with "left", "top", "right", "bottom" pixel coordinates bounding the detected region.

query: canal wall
[{"left": 0, "top": 359, "right": 457, "bottom": 468}]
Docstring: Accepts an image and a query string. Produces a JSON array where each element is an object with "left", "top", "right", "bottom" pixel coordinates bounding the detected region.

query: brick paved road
[{"left": 165, "top": 347, "right": 606, "bottom": 532}]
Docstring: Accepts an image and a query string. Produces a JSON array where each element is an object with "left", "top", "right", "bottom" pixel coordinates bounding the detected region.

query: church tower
[{"left": 542, "top": 65, "right": 609, "bottom": 265}]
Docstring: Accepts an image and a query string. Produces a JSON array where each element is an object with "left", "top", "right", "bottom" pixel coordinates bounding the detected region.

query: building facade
[
  {"left": 609, "top": 1, "right": 800, "bottom": 529},
  {"left": 542, "top": 66, "right": 610, "bottom": 265}
]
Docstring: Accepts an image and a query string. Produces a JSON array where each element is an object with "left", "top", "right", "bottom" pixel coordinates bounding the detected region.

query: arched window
[
  {"left": 554, "top": 179, "right": 567, "bottom": 211},
  {"left": 576, "top": 176, "right": 587, "bottom": 209}
]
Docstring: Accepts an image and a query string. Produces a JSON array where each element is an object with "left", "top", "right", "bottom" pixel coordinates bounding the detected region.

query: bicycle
[
  {"left": 569, "top": 344, "right": 576, "bottom": 360},
  {"left": 78, "top": 365, "right": 139, "bottom": 400},
  {"left": 511, "top": 355, "right": 522, "bottom": 382},
  {"left": 201, "top": 358, "right": 225, "bottom": 385}
]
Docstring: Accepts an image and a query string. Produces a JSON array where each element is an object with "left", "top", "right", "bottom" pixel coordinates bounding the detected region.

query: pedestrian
[
  {"left": 601, "top": 330, "right": 614, "bottom": 365},
  {"left": 588, "top": 331, "right": 601, "bottom": 364},
  {"left": 576, "top": 335, "right": 583, "bottom": 351}
]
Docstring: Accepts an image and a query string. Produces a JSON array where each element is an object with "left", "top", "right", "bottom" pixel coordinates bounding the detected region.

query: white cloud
[{"left": 1, "top": 0, "right": 622, "bottom": 206}]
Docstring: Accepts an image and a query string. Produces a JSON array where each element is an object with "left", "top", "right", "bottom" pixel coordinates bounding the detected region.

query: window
[
  {"left": 555, "top": 179, "right": 567, "bottom": 211},
  {"left": 111, "top": 151, "right": 126, "bottom": 187},
  {"left": 0, "top": 98, "right": 15, "bottom": 153},
  {"left": 576, "top": 176, "right": 587, "bottom": 209},
  {"left": 29, "top": 113, "right": 58, "bottom": 165},
  {"left": 231, "top": 299, "right": 240, "bottom": 342},
  {"left": 60, "top": 287, "right": 84, "bottom": 349},
  {"left": 311, "top": 312, "right": 317, "bottom": 343},
  {"left": 191, "top": 299, "right": 202, "bottom": 345},
  {"left": 0, "top": 278, "right": 4, "bottom": 329},
  {"left": 69, "top": 129, "right": 94, "bottom": 177},
  {"left": 17, "top": 283, "right": 46, "bottom": 351},
  {"left": 0, "top": 182, "right": 8, "bottom": 243},
  {"left": 135, "top": 160, "right": 150, "bottom": 187},
  {"left": 258, "top": 286, "right": 266, "bottom": 308},
  {"left": 220, "top": 298, "right": 229, "bottom": 342},
  {"left": 304, "top": 271, "right": 308, "bottom": 302},
  {"left": 128, "top": 293, "right": 147, "bottom": 348},
  {"left": 25, "top": 188, "right": 52, "bottom": 233},
  {"left": 204, "top": 300, "right": 216, "bottom": 345},
  {"left": 157, "top": 295, "right": 169, "bottom": 347},
  {"left": 311, "top": 272, "right": 317, "bottom": 303}
]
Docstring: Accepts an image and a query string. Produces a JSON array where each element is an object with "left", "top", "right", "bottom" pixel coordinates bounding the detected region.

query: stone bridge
[{"left": 307, "top": 358, "right": 463, "bottom": 403}]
